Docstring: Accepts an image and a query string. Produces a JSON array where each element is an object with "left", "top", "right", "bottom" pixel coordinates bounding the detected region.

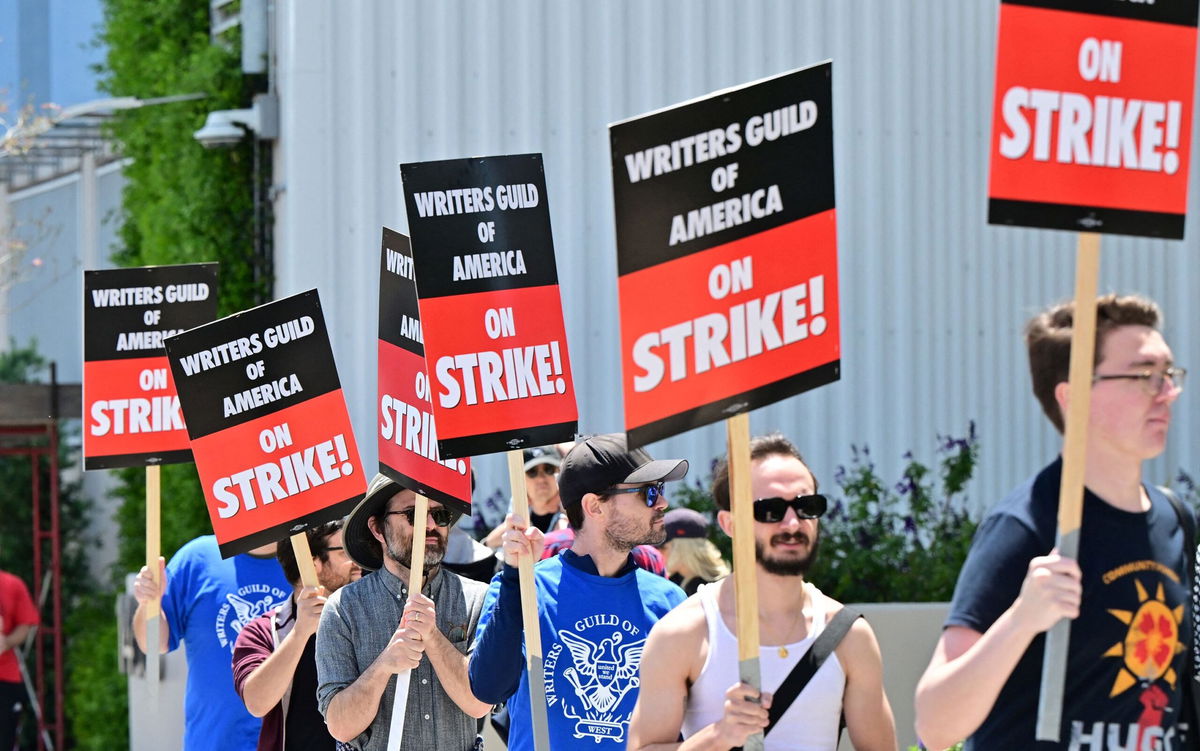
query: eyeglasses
[
  {"left": 325, "top": 546, "right": 344, "bottom": 551},
  {"left": 525, "top": 465, "right": 558, "bottom": 479},
  {"left": 602, "top": 482, "right": 666, "bottom": 507},
  {"left": 752, "top": 495, "right": 828, "bottom": 523},
  {"left": 1093, "top": 366, "right": 1187, "bottom": 396},
  {"left": 384, "top": 508, "right": 456, "bottom": 527}
]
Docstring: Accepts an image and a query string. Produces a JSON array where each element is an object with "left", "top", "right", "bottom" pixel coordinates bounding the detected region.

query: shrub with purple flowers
[{"left": 807, "top": 423, "right": 981, "bottom": 603}]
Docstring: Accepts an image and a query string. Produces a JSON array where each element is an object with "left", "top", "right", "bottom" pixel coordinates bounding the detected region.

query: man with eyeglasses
[
  {"left": 482, "top": 447, "right": 566, "bottom": 548},
  {"left": 628, "top": 433, "right": 897, "bottom": 751},
  {"left": 468, "top": 433, "right": 690, "bottom": 749},
  {"left": 232, "top": 520, "right": 360, "bottom": 751},
  {"left": 315, "top": 474, "right": 491, "bottom": 751},
  {"left": 915, "top": 294, "right": 1192, "bottom": 750}
]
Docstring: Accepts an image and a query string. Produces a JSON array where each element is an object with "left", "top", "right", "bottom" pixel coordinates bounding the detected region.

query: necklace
[{"left": 772, "top": 589, "right": 807, "bottom": 658}]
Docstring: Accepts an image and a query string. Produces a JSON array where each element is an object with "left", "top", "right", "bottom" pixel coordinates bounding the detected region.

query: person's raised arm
[
  {"left": 235, "top": 587, "right": 325, "bottom": 717},
  {"left": 914, "top": 552, "right": 1081, "bottom": 751}
]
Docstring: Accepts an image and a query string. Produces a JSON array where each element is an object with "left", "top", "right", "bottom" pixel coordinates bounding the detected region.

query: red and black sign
[
  {"left": 163, "top": 290, "right": 365, "bottom": 557},
  {"left": 83, "top": 264, "right": 218, "bottom": 470},
  {"left": 400, "top": 154, "right": 578, "bottom": 459},
  {"left": 610, "top": 63, "right": 840, "bottom": 448},
  {"left": 989, "top": 0, "right": 1199, "bottom": 238},
  {"left": 378, "top": 228, "right": 472, "bottom": 513}
]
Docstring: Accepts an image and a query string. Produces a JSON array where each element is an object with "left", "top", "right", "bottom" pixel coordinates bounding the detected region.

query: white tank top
[{"left": 681, "top": 582, "right": 846, "bottom": 751}]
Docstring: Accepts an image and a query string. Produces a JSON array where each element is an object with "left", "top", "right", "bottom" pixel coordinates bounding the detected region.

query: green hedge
[{"left": 67, "top": 2, "right": 264, "bottom": 747}]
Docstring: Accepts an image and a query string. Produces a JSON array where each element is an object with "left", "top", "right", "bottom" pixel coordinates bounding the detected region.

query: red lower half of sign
[
  {"left": 417, "top": 285, "right": 578, "bottom": 454},
  {"left": 988, "top": 5, "right": 1196, "bottom": 219},
  {"left": 83, "top": 356, "right": 192, "bottom": 467},
  {"left": 378, "top": 340, "right": 472, "bottom": 511},
  {"left": 619, "top": 211, "right": 840, "bottom": 434},
  {"left": 190, "top": 389, "right": 366, "bottom": 551}
]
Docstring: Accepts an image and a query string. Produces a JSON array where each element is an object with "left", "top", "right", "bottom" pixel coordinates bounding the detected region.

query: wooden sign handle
[
  {"left": 386, "top": 493, "right": 428, "bottom": 751},
  {"left": 508, "top": 449, "right": 551, "bottom": 751},
  {"left": 290, "top": 532, "right": 319, "bottom": 589},
  {"left": 1036, "top": 231, "right": 1100, "bottom": 741},
  {"left": 145, "top": 465, "right": 161, "bottom": 699},
  {"left": 726, "top": 412, "right": 764, "bottom": 751}
]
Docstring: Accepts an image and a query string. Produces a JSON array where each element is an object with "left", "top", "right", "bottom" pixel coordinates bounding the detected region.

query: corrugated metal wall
[{"left": 273, "top": 0, "right": 1199, "bottom": 526}]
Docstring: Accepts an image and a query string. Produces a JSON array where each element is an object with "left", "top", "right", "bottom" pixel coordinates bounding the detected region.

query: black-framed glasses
[
  {"left": 1093, "top": 366, "right": 1187, "bottom": 396},
  {"left": 602, "top": 482, "right": 666, "bottom": 507},
  {"left": 752, "top": 494, "right": 828, "bottom": 523},
  {"left": 385, "top": 508, "right": 456, "bottom": 527},
  {"left": 525, "top": 464, "right": 558, "bottom": 479},
  {"left": 325, "top": 546, "right": 344, "bottom": 551}
]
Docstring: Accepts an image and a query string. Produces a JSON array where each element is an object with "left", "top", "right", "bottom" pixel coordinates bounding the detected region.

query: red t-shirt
[{"left": 0, "top": 570, "right": 38, "bottom": 683}]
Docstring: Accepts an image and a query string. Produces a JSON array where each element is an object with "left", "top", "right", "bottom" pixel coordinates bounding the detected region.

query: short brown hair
[
  {"left": 1025, "top": 293, "right": 1161, "bottom": 433},
  {"left": 711, "top": 433, "right": 818, "bottom": 511},
  {"left": 277, "top": 520, "right": 343, "bottom": 587}
]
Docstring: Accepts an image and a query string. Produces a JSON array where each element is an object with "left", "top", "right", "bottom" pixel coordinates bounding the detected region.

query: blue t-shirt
[
  {"left": 469, "top": 550, "right": 686, "bottom": 750},
  {"left": 161, "top": 536, "right": 290, "bottom": 751},
  {"left": 946, "top": 459, "right": 1192, "bottom": 750}
]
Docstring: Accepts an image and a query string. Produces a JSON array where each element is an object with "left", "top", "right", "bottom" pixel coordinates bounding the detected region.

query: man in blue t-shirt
[
  {"left": 133, "top": 535, "right": 290, "bottom": 751},
  {"left": 468, "top": 434, "right": 689, "bottom": 750},
  {"left": 915, "top": 294, "right": 1193, "bottom": 750}
]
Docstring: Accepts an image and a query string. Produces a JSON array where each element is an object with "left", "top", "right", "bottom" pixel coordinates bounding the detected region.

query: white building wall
[{"left": 273, "top": 0, "right": 1200, "bottom": 526}]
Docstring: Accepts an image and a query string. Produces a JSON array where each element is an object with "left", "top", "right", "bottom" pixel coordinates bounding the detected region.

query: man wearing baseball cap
[
  {"left": 315, "top": 474, "right": 491, "bottom": 751},
  {"left": 467, "top": 434, "right": 690, "bottom": 750},
  {"left": 482, "top": 446, "right": 566, "bottom": 548}
]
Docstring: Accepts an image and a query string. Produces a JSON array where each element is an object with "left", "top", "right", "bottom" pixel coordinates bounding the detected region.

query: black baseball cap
[
  {"left": 664, "top": 508, "right": 709, "bottom": 539},
  {"left": 558, "top": 433, "right": 688, "bottom": 508}
]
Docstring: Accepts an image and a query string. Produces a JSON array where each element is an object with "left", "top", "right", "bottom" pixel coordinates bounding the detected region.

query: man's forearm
[
  {"left": 325, "top": 658, "right": 393, "bottom": 742},
  {"left": 425, "top": 630, "right": 491, "bottom": 718},
  {"left": 132, "top": 602, "right": 170, "bottom": 655},
  {"left": 241, "top": 630, "right": 309, "bottom": 717}
]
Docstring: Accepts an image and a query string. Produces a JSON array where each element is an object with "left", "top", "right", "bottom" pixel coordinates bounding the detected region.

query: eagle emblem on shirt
[{"left": 558, "top": 629, "right": 646, "bottom": 714}]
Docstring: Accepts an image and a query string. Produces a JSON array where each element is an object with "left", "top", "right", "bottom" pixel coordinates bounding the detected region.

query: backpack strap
[{"left": 763, "top": 606, "right": 862, "bottom": 737}]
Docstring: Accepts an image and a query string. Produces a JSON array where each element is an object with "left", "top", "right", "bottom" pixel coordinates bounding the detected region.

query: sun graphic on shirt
[{"left": 1103, "top": 579, "right": 1185, "bottom": 698}]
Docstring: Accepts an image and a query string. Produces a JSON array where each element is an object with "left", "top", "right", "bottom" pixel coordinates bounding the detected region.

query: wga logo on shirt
[
  {"left": 214, "top": 583, "right": 288, "bottom": 651},
  {"left": 544, "top": 614, "right": 647, "bottom": 744}
]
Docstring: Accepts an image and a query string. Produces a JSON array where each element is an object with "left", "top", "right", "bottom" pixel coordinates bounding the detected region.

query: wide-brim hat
[
  {"left": 558, "top": 433, "right": 688, "bottom": 508},
  {"left": 344, "top": 473, "right": 404, "bottom": 572}
]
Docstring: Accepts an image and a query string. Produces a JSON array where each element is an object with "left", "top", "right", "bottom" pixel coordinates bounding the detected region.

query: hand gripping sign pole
[
  {"left": 1036, "top": 233, "right": 1100, "bottom": 740},
  {"left": 726, "top": 412, "right": 764, "bottom": 751},
  {"left": 508, "top": 450, "right": 552, "bottom": 751},
  {"left": 386, "top": 494, "right": 429, "bottom": 751}
]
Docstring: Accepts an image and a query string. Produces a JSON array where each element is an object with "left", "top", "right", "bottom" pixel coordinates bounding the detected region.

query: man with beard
[
  {"left": 468, "top": 434, "right": 690, "bottom": 750},
  {"left": 628, "top": 433, "right": 897, "bottom": 751},
  {"left": 233, "top": 520, "right": 361, "bottom": 751},
  {"left": 315, "top": 474, "right": 490, "bottom": 751}
]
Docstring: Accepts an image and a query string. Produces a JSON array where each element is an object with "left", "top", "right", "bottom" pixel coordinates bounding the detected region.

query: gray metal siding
[{"left": 273, "top": 0, "right": 1199, "bottom": 525}]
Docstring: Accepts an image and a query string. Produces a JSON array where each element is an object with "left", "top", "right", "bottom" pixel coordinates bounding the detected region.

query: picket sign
[
  {"left": 1035, "top": 233, "right": 1100, "bottom": 739},
  {"left": 84, "top": 262, "right": 219, "bottom": 701},
  {"left": 508, "top": 450, "right": 551, "bottom": 751}
]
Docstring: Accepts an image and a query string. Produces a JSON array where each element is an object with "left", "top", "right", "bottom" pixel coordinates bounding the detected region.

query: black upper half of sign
[
  {"left": 610, "top": 62, "right": 835, "bottom": 276},
  {"left": 1003, "top": 0, "right": 1198, "bottom": 26},
  {"left": 379, "top": 228, "right": 424, "bottom": 356},
  {"left": 400, "top": 154, "right": 561, "bottom": 298},
  {"left": 163, "top": 289, "right": 343, "bottom": 439},
  {"left": 84, "top": 264, "right": 219, "bottom": 362}
]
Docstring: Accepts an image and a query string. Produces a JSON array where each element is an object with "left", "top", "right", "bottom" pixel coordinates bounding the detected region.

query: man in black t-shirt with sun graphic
[{"left": 916, "top": 294, "right": 1193, "bottom": 750}]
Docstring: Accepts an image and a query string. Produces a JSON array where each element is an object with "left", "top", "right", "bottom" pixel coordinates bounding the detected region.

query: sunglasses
[
  {"left": 525, "top": 464, "right": 558, "bottom": 479},
  {"left": 752, "top": 494, "right": 828, "bottom": 523},
  {"left": 602, "top": 482, "right": 666, "bottom": 507},
  {"left": 385, "top": 508, "right": 456, "bottom": 527}
]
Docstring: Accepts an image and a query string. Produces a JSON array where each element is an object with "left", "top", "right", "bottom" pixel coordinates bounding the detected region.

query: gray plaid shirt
[{"left": 316, "top": 565, "right": 488, "bottom": 751}]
